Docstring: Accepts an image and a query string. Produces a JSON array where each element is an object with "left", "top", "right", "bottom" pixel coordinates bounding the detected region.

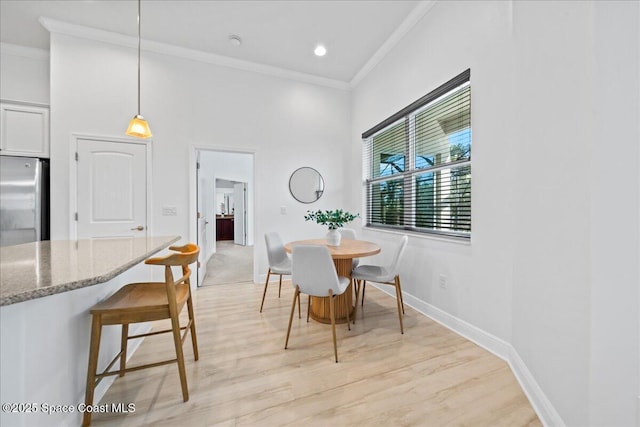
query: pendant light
[{"left": 125, "top": 0, "right": 152, "bottom": 138}]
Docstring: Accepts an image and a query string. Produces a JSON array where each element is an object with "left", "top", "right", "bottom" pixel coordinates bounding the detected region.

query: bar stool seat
[
  {"left": 91, "top": 281, "right": 190, "bottom": 323},
  {"left": 82, "top": 243, "right": 200, "bottom": 426}
]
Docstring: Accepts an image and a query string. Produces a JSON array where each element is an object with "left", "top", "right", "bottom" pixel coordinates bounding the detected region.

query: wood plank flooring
[{"left": 91, "top": 281, "right": 541, "bottom": 426}]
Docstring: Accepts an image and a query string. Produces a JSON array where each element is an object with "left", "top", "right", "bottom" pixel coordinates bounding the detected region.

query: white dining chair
[
  {"left": 285, "top": 245, "right": 351, "bottom": 363},
  {"left": 260, "top": 232, "right": 293, "bottom": 313},
  {"left": 338, "top": 228, "right": 360, "bottom": 269},
  {"left": 352, "top": 235, "right": 408, "bottom": 334}
]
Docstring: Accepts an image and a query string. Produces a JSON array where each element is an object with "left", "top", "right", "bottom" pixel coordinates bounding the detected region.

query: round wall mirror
[{"left": 289, "top": 167, "right": 324, "bottom": 203}]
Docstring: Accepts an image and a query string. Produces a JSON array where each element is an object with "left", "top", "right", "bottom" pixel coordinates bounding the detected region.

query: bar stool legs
[{"left": 83, "top": 315, "right": 102, "bottom": 427}]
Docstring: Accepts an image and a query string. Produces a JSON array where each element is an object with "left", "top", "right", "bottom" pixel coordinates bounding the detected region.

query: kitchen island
[
  {"left": 1, "top": 236, "right": 180, "bottom": 305},
  {"left": 0, "top": 235, "right": 180, "bottom": 427}
]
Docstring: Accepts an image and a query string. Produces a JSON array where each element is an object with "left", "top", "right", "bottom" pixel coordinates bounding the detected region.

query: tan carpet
[{"left": 202, "top": 241, "right": 254, "bottom": 285}]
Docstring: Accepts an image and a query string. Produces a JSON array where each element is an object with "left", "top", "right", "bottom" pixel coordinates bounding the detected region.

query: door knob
[{"left": 130, "top": 225, "right": 145, "bottom": 231}]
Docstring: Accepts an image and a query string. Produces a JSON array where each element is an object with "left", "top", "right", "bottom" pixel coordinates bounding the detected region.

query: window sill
[{"left": 361, "top": 225, "right": 472, "bottom": 246}]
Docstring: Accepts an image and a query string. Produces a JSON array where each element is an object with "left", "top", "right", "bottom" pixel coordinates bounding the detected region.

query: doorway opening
[
  {"left": 214, "top": 179, "right": 247, "bottom": 245},
  {"left": 193, "top": 148, "right": 254, "bottom": 287}
]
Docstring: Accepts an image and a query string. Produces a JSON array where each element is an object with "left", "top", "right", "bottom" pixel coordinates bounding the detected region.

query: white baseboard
[
  {"left": 371, "top": 283, "right": 565, "bottom": 427},
  {"left": 507, "top": 347, "right": 566, "bottom": 427}
]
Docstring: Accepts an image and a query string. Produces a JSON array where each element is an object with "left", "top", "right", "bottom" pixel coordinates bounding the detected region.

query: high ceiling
[{"left": 0, "top": 0, "right": 423, "bottom": 84}]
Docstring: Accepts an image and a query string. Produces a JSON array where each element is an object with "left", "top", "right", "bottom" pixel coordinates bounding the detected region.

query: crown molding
[
  {"left": 143, "top": 38, "right": 351, "bottom": 91},
  {"left": 39, "top": 17, "right": 136, "bottom": 48},
  {"left": 349, "top": 0, "right": 437, "bottom": 88},
  {"left": 0, "top": 42, "right": 49, "bottom": 60},
  {"left": 38, "top": 17, "right": 350, "bottom": 91}
]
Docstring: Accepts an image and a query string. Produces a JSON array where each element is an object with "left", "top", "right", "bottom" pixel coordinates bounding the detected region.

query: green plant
[{"left": 304, "top": 209, "right": 359, "bottom": 230}]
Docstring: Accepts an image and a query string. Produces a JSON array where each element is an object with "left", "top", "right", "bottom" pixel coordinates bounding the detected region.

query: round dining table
[{"left": 284, "top": 238, "right": 380, "bottom": 324}]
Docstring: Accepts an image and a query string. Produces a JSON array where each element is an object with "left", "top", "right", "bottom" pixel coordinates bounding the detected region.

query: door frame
[
  {"left": 69, "top": 133, "right": 153, "bottom": 240},
  {"left": 189, "top": 144, "right": 256, "bottom": 286}
]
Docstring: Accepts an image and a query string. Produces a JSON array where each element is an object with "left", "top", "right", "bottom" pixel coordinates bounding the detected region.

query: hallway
[{"left": 202, "top": 241, "right": 253, "bottom": 285}]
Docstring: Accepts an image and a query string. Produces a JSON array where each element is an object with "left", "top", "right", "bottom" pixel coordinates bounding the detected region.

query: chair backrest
[
  {"left": 265, "top": 232, "right": 289, "bottom": 267},
  {"left": 145, "top": 243, "right": 200, "bottom": 288},
  {"left": 339, "top": 228, "right": 360, "bottom": 268},
  {"left": 338, "top": 228, "right": 357, "bottom": 240},
  {"left": 292, "top": 245, "right": 341, "bottom": 297},
  {"left": 145, "top": 243, "right": 200, "bottom": 267},
  {"left": 388, "top": 235, "right": 408, "bottom": 277}
]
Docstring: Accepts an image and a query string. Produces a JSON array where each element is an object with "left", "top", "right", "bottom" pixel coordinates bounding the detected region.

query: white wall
[
  {"left": 351, "top": 1, "right": 639, "bottom": 426},
  {"left": 588, "top": 2, "right": 640, "bottom": 425},
  {"left": 0, "top": 44, "right": 49, "bottom": 104},
  {"left": 48, "top": 33, "right": 351, "bottom": 286}
]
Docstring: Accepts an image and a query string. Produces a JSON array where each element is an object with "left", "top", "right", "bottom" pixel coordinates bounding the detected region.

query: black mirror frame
[{"left": 289, "top": 167, "right": 324, "bottom": 204}]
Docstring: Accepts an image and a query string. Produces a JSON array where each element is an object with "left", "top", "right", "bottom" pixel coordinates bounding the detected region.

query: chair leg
[
  {"left": 83, "top": 314, "right": 102, "bottom": 427},
  {"left": 306, "top": 295, "right": 311, "bottom": 322},
  {"left": 285, "top": 286, "right": 300, "bottom": 349},
  {"left": 329, "top": 289, "right": 338, "bottom": 363},
  {"left": 119, "top": 323, "right": 128, "bottom": 377},
  {"left": 297, "top": 290, "right": 301, "bottom": 319},
  {"left": 396, "top": 275, "right": 405, "bottom": 315},
  {"left": 361, "top": 280, "right": 367, "bottom": 307},
  {"left": 187, "top": 293, "right": 199, "bottom": 360},
  {"left": 259, "top": 269, "right": 272, "bottom": 312},
  {"left": 394, "top": 277, "right": 404, "bottom": 334},
  {"left": 351, "top": 279, "right": 358, "bottom": 324},
  {"left": 278, "top": 274, "right": 282, "bottom": 298},
  {"left": 345, "top": 288, "right": 351, "bottom": 332},
  {"left": 170, "top": 313, "right": 189, "bottom": 401}
]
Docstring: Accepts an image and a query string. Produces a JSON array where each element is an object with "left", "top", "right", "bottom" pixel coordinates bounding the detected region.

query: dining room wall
[
  {"left": 47, "top": 31, "right": 351, "bottom": 284},
  {"left": 349, "top": 1, "right": 639, "bottom": 426}
]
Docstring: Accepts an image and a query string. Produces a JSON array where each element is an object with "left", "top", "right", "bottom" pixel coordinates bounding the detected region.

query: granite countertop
[{"left": 0, "top": 235, "right": 180, "bottom": 306}]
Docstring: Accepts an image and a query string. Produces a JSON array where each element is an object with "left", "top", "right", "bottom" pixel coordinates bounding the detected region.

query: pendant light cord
[{"left": 137, "top": 0, "right": 141, "bottom": 116}]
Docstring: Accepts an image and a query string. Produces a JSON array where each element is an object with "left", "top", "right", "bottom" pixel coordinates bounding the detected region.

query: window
[{"left": 362, "top": 70, "right": 471, "bottom": 239}]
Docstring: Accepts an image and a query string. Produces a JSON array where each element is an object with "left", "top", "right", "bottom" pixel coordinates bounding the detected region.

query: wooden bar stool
[{"left": 82, "top": 244, "right": 200, "bottom": 426}]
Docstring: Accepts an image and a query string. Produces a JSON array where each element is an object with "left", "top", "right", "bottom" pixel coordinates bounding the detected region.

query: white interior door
[
  {"left": 196, "top": 166, "right": 208, "bottom": 285},
  {"left": 77, "top": 138, "right": 147, "bottom": 239},
  {"left": 233, "top": 182, "right": 247, "bottom": 245},
  {"left": 197, "top": 217, "right": 207, "bottom": 285}
]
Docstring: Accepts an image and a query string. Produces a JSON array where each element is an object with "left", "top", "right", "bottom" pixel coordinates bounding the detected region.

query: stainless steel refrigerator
[{"left": 0, "top": 156, "right": 50, "bottom": 247}]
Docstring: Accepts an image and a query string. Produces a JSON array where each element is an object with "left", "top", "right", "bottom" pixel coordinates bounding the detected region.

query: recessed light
[
  {"left": 314, "top": 44, "right": 327, "bottom": 57},
  {"left": 229, "top": 35, "right": 242, "bottom": 46}
]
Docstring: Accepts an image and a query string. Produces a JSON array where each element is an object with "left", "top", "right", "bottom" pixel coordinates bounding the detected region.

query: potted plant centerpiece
[{"left": 304, "top": 209, "right": 359, "bottom": 246}]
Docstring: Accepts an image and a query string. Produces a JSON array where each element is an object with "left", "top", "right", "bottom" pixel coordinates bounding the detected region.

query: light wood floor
[{"left": 92, "top": 282, "right": 541, "bottom": 426}]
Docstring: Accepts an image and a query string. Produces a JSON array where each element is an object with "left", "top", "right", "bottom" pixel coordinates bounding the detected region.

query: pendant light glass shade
[
  {"left": 126, "top": 114, "right": 152, "bottom": 138},
  {"left": 126, "top": 0, "right": 152, "bottom": 139}
]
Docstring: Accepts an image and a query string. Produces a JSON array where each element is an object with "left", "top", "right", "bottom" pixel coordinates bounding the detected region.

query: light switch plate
[
  {"left": 162, "top": 206, "right": 177, "bottom": 216},
  {"left": 280, "top": 206, "right": 287, "bottom": 215}
]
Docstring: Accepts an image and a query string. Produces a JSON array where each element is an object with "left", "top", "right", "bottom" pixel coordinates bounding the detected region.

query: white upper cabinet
[{"left": 0, "top": 101, "right": 50, "bottom": 158}]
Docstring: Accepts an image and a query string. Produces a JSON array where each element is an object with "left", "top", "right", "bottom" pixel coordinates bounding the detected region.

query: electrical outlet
[
  {"left": 280, "top": 206, "right": 287, "bottom": 215},
  {"left": 439, "top": 274, "right": 447, "bottom": 289}
]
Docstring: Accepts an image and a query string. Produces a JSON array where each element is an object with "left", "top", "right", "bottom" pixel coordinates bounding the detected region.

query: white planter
[{"left": 326, "top": 229, "right": 341, "bottom": 246}]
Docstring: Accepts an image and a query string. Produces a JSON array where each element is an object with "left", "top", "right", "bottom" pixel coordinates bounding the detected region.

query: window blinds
[{"left": 362, "top": 69, "right": 471, "bottom": 238}]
